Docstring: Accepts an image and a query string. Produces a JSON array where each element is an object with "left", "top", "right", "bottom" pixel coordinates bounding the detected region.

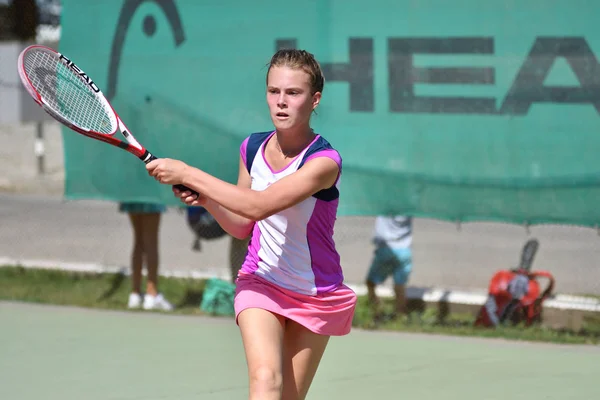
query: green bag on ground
[{"left": 200, "top": 278, "right": 236, "bottom": 316}]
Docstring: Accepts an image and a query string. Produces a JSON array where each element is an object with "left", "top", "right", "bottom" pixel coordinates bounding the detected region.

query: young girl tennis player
[{"left": 146, "top": 49, "right": 356, "bottom": 400}]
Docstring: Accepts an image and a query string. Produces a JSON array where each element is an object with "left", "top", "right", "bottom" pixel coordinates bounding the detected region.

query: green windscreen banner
[{"left": 60, "top": 0, "right": 600, "bottom": 226}]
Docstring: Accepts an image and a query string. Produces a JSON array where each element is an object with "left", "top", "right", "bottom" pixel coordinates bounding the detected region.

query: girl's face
[{"left": 266, "top": 66, "right": 321, "bottom": 132}]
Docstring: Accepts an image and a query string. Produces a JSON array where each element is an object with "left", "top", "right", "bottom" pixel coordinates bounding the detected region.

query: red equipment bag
[{"left": 474, "top": 239, "right": 555, "bottom": 327}]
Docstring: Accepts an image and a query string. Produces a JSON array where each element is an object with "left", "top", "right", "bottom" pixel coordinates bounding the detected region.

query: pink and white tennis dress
[{"left": 234, "top": 131, "right": 357, "bottom": 336}]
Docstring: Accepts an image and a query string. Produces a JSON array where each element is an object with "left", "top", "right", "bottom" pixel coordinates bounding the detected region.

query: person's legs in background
[
  {"left": 139, "top": 212, "right": 172, "bottom": 311},
  {"left": 365, "top": 244, "right": 412, "bottom": 318},
  {"left": 121, "top": 202, "right": 172, "bottom": 311},
  {"left": 365, "top": 243, "right": 392, "bottom": 317},
  {"left": 140, "top": 212, "right": 161, "bottom": 296},
  {"left": 391, "top": 247, "right": 412, "bottom": 317},
  {"left": 393, "top": 283, "right": 407, "bottom": 316},
  {"left": 127, "top": 212, "right": 144, "bottom": 309}
]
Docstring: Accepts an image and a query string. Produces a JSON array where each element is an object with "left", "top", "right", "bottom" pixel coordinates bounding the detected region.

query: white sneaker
[
  {"left": 143, "top": 293, "right": 173, "bottom": 311},
  {"left": 127, "top": 293, "right": 142, "bottom": 309}
]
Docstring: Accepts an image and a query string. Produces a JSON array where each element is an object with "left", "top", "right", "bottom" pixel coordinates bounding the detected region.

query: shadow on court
[{"left": 0, "top": 301, "right": 598, "bottom": 400}]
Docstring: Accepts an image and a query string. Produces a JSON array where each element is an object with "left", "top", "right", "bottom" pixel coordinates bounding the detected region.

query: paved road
[{"left": 1, "top": 193, "right": 598, "bottom": 295}]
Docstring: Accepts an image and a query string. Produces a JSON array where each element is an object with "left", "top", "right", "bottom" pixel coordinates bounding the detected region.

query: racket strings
[{"left": 23, "top": 50, "right": 116, "bottom": 134}]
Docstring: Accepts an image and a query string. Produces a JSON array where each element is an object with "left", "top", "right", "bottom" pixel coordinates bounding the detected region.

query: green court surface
[{"left": 1, "top": 302, "right": 598, "bottom": 400}]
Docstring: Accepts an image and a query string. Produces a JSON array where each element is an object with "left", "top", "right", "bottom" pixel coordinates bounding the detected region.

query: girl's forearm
[
  {"left": 181, "top": 166, "right": 264, "bottom": 232},
  {"left": 202, "top": 199, "right": 254, "bottom": 239}
]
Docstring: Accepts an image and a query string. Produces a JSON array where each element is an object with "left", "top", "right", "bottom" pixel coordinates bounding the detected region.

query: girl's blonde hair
[{"left": 267, "top": 49, "right": 325, "bottom": 94}]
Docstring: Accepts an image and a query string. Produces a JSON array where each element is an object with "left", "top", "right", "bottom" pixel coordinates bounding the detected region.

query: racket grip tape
[{"left": 141, "top": 151, "right": 200, "bottom": 197}]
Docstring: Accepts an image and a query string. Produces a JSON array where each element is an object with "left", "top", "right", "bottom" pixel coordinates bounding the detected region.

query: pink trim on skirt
[{"left": 234, "top": 272, "right": 357, "bottom": 336}]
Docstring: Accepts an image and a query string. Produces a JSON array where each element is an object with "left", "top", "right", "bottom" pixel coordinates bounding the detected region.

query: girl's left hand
[
  {"left": 146, "top": 158, "right": 188, "bottom": 185},
  {"left": 173, "top": 186, "right": 207, "bottom": 207}
]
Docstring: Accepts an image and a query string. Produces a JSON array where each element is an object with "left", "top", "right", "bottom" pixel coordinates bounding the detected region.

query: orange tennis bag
[{"left": 475, "top": 239, "right": 555, "bottom": 327}]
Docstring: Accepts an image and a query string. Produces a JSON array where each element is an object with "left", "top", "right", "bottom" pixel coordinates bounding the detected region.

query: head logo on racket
[{"left": 59, "top": 54, "right": 100, "bottom": 93}]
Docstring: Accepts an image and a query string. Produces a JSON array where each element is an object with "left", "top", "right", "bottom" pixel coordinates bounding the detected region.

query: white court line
[{"left": 1, "top": 257, "right": 599, "bottom": 312}]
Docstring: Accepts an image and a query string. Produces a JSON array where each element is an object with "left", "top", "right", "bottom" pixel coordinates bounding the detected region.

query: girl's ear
[{"left": 312, "top": 91, "right": 322, "bottom": 110}]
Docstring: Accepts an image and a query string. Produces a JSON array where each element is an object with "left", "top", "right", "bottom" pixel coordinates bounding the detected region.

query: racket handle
[
  {"left": 141, "top": 152, "right": 200, "bottom": 197},
  {"left": 174, "top": 184, "right": 199, "bottom": 196}
]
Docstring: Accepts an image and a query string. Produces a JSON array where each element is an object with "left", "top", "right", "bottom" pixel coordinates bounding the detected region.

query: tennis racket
[{"left": 17, "top": 44, "right": 198, "bottom": 196}]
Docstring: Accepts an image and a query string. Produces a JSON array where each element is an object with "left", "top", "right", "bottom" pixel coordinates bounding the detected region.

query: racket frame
[
  {"left": 17, "top": 44, "right": 197, "bottom": 195},
  {"left": 17, "top": 44, "right": 154, "bottom": 163}
]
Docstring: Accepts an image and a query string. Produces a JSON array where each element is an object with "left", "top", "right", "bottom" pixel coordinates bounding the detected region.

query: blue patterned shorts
[{"left": 118, "top": 202, "right": 166, "bottom": 214}]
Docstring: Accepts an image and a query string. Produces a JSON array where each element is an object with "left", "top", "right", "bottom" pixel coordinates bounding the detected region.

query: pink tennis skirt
[{"left": 234, "top": 272, "right": 357, "bottom": 336}]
